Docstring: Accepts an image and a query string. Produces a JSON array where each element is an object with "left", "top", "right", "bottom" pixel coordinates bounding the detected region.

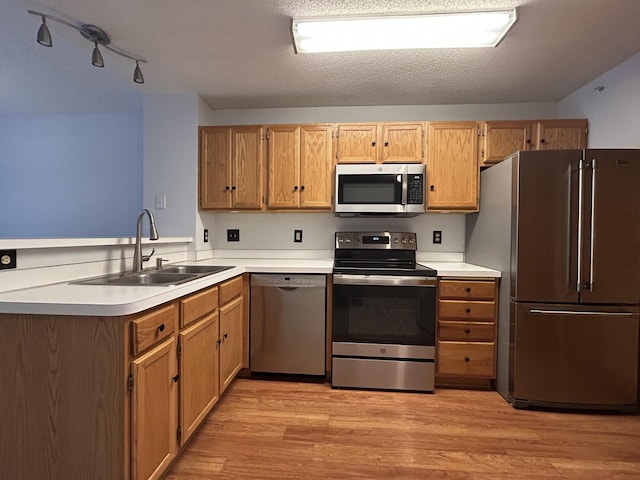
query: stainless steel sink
[{"left": 71, "top": 265, "right": 234, "bottom": 286}]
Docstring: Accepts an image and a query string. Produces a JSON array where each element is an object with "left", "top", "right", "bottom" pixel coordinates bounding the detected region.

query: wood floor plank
[{"left": 166, "top": 379, "right": 640, "bottom": 479}]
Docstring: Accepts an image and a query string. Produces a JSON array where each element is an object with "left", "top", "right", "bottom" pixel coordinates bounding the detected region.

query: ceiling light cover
[
  {"left": 291, "top": 9, "right": 518, "bottom": 53},
  {"left": 37, "top": 17, "right": 52, "bottom": 47}
]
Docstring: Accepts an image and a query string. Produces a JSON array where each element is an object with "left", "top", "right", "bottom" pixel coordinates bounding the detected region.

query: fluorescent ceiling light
[{"left": 291, "top": 9, "right": 518, "bottom": 53}]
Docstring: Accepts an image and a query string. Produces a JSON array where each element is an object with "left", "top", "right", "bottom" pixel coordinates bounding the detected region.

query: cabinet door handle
[
  {"left": 540, "top": 138, "right": 546, "bottom": 144},
  {"left": 223, "top": 332, "right": 228, "bottom": 339},
  {"left": 430, "top": 185, "right": 435, "bottom": 191},
  {"left": 464, "top": 356, "right": 470, "bottom": 362},
  {"left": 371, "top": 141, "right": 376, "bottom": 147},
  {"left": 172, "top": 374, "right": 179, "bottom": 382},
  {"left": 384, "top": 141, "right": 389, "bottom": 146},
  {"left": 157, "top": 323, "right": 165, "bottom": 332},
  {"left": 231, "top": 186, "right": 237, "bottom": 190},
  {"left": 217, "top": 339, "right": 222, "bottom": 345},
  {"left": 300, "top": 185, "right": 305, "bottom": 191},
  {"left": 293, "top": 185, "right": 299, "bottom": 191},
  {"left": 225, "top": 186, "right": 230, "bottom": 190}
]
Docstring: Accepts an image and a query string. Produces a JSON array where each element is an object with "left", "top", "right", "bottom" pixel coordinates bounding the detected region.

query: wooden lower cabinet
[
  {"left": 219, "top": 290, "right": 244, "bottom": 393},
  {"left": 436, "top": 277, "right": 499, "bottom": 387},
  {"left": 0, "top": 275, "right": 246, "bottom": 480},
  {"left": 131, "top": 337, "right": 178, "bottom": 480},
  {"left": 178, "top": 312, "right": 220, "bottom": 446}
]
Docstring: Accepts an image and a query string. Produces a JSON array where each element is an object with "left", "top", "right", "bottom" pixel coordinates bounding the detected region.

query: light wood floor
[{"left": 166, "top": 378, "right": 640, "bottom": 479}]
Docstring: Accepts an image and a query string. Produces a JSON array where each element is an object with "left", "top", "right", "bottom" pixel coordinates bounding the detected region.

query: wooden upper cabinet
[
  {"left": 480, "top": 121, "right": 532, "bottom": 167},
  {"left": 480, "top": 119, "right": 588, "bottom": 166},
  {"left": 336, "top": 122, "right": 423, "bottom": 164},
  {"left": 266, "top": 124, "right": 333, "bottom": 210},
  {"left": 267, "top": 125, "right": 300, "bottom": 209},
  {"left": 232, "top": 126, "right": 264, "bottom": 209},
  {"left": 199, "top": 126, "right": 263, "bottom": 210},
  {"left": 199, "top": 127, "right": 232, "bottom": 209},
  {"left": 380, "top": 123, "right": 423, "bottom": 163},
  {"left": 300, "top": 124, "right": 334, "bottom": 209},
  {"left": 535, "top": 119, "right": 588, "bottom": 150},
  {"left": 426, "top": 121, "right": 479, "bottom": 212},
  {"left": 336, "top": 123, "right": 378, "bottom": 163}
]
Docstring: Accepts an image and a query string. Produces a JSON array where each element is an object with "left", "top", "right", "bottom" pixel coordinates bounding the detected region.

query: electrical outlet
[
  {"left": 294, "top": 229, "right": 303, "bottom": 243},
  {"left": 203, "top": 229, "right": 209, "bottom": 243},
  {"left": 0, "top": 249, "right": 17, "bottom": 270},
  {"left": 227, "top": 229, "right": 240, "bottom": 242},
  {"left": 155, "top": 194, "right": 167, "bottom": 210},
  {"left": 432, "top": 230, "right": 442, "bottom": 244}
]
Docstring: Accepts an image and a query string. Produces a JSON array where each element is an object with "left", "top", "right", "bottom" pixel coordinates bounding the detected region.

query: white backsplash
[{"left": 201, "top": 212, "right": 465, "bottom": 253}]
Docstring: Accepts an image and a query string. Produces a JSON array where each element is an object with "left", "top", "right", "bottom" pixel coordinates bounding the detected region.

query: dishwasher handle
[{"left": 250, "top": 273, "right": 327, "bottom": 289}]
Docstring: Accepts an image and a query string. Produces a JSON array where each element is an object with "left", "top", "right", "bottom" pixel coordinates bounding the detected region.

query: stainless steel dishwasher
[{"left": 250, "top": 274, "right": 326, "bottom": 376}]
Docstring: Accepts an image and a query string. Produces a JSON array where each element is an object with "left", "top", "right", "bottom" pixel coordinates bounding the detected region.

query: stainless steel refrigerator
[{"left": 466, "top": 149, "right": 640, "bottom": 411}]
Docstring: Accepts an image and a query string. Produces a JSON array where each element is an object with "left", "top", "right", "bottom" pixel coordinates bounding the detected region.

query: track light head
[
  {"left": 92, "top": 42, "right": 104, "bottom": 67},
  {"left": 27, "top": 10, "right": 147, "bottom": 85},
  {"left": 37, "top": 16, "right": 52, "bottom": 47},
  {"left": 133, "top": 60, "right": 144, "bottom": 84}
]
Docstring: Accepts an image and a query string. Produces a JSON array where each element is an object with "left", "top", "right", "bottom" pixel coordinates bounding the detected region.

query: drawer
[
  {"left": 439, "top": 280, "right": 496, "bottom": 300},
  {"left": 437, "top": 341, "right": 495, "bottom": 377},
  {"left": 219, "top": 276, "right": 243, "bottom": 305},
  {"left": 181, "top": 285, "right": 218, "bottom": 328},
  {"left": 438, "top": 321, "right": 495, "bottom": 342},
  {"left": 438, "top": 299, "right": 496, "bottom": 321},
  {"left": 131, "top": 303, "right": 178, "bottom": 355}
]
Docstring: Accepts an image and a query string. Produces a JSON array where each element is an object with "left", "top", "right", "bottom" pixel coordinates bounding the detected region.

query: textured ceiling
[{"left": 2, "top": 0, "right": 640, "bottom": 114}]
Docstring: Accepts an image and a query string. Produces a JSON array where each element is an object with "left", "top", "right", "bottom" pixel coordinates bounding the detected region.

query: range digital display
[{"left": 362, "top": 235, "right": 390, "bottom": 244}]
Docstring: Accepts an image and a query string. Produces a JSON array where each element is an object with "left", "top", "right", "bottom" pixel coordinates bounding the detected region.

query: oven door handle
[{"left": 333, "top": 274, "right": 436, "bottom": 287}]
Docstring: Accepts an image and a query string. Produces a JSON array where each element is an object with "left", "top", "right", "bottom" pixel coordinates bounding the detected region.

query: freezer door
[
  {"left": 511, "top": 150, "right": 581, "bottom": 303},
  {"left": 580, "top": 150, "right": 640, "bottom": 304},
  {"left": 510, "top": 301, "right": 639, "bottom": 408}
]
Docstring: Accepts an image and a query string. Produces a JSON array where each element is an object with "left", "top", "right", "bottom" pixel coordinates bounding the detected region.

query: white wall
[
  {"left": 200, "top": 103, "right": 558, "bottom": 125},
  {"left": 206, "top": 212, "right": 465, "bottom": 255},
  {"left": 558, "top": 52, "right": 640, "bottom": 147},
  {"left": 143, "top": 93, "right": 200, "bottom": 240},
  {"left": 0, "top": 112, "right": 142, "bottom": 238}
]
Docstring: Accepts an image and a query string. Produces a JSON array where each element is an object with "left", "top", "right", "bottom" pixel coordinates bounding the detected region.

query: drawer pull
[
  {"left": 464, "top": 328, "right": 471, "bottom": 334},
  {"left": 157, "top": 323, "right": 165, "bottom": 332},
  {"left": 465, "top": 287, "right": 471, "bottom": 293},
  {"left": 464, "top": 356, "right": 470, "bottom": 362},
  {"left": 465, "top": 308, "right": 471, "bottom": 313}
]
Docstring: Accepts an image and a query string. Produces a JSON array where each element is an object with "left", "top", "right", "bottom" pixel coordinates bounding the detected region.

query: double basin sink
[{"left": 72, "top": 265, "right": 234, "bottom": 286}]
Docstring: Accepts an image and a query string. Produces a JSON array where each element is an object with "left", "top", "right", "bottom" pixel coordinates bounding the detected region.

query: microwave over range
[{"left": 334, "top": 163, "right": 425, "bottom": 217}]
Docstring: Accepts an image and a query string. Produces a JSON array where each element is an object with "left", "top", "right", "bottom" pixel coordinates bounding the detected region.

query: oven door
[{"left": 332, "top": 274, "right": 436, "bottom": 347}]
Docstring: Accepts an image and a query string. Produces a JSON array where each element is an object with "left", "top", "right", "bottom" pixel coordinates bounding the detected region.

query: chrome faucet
[{"left": 133, "top": 209, "right": 159, "bottom": 272}]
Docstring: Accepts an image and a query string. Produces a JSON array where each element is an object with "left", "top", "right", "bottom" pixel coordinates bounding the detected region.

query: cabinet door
[
  {"left": 131, "top": 337, "right": 177, "bottom": 480},
  {"left": 267, "top": 125, "right": 301, "bottom": 209},
  {"left": 219, "top": 296, "right": 243, "bottom": 394},
  {"left": 380, "top": 123, "right": 423, "bottom": 163},
  {"left": 300, "top": 124, "right": 334, "bottom": 209},
  {"left": 481, "top": 121, "right": 531, "bottom": 166},
  {"left": 231, "top": 126, "right": 264, "bottom": 209},
  {"left": 426, "top": 122, "right": 479, "bottom": 211},
  {"left": 178, "top": 312, "right": 219, "bottom": 446},
  {"left": 199, "top": 127, "right": 232, "bottom": 209},
  {"left": 534, "top": 119, "right": 588, "bottom": 150},
  {"left": 336, "top": 124, "right": 378, "bottom": 163}
]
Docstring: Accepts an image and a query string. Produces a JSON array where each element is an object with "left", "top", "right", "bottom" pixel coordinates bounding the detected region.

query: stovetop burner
[{"left": 333, "top": 231, "right": 437, "bottom": 277}]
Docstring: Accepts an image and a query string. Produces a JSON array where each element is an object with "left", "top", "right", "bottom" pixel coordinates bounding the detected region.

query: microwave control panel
[{"left": 407, "top": 174, "right": 424, "bottom": 204}]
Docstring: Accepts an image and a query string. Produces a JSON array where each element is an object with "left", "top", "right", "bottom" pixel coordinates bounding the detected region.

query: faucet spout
[{"left": 133, "top": 209, "right": 159, "bottom": 272}]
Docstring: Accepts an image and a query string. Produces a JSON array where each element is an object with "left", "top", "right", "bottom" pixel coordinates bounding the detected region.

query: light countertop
[{"left": 0, "top": 258, "right": 499, "bottom": 317}]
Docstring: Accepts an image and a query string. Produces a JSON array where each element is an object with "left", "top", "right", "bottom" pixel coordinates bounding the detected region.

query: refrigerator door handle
[
  {"left": 529, "top": 309, "right": 636, "bottom": 317},
  {"left": 576, "top": 158, "right": 584, "bottom": 292},
  {"left": 588, "top": 158, "right": 597, "bottom": 291}
]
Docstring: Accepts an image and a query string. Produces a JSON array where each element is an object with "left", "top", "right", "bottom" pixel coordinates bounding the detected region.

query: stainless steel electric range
[{"left": 331, "top": 231, "right": 437, "bottom": 392}]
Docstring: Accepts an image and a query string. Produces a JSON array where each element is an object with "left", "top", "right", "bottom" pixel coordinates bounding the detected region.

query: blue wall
[{"left": 0, "top": 112, "right": 143, "bottom": 238}]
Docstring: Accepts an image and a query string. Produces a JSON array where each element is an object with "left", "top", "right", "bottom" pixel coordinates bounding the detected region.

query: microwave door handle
[{"left": 401, "top": 173, "right": 408, "bottom": 205}]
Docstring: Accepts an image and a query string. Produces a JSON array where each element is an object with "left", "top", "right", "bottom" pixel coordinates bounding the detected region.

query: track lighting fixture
[{"left": 27, "top": 9, "right": 146, "bottom": 84}]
